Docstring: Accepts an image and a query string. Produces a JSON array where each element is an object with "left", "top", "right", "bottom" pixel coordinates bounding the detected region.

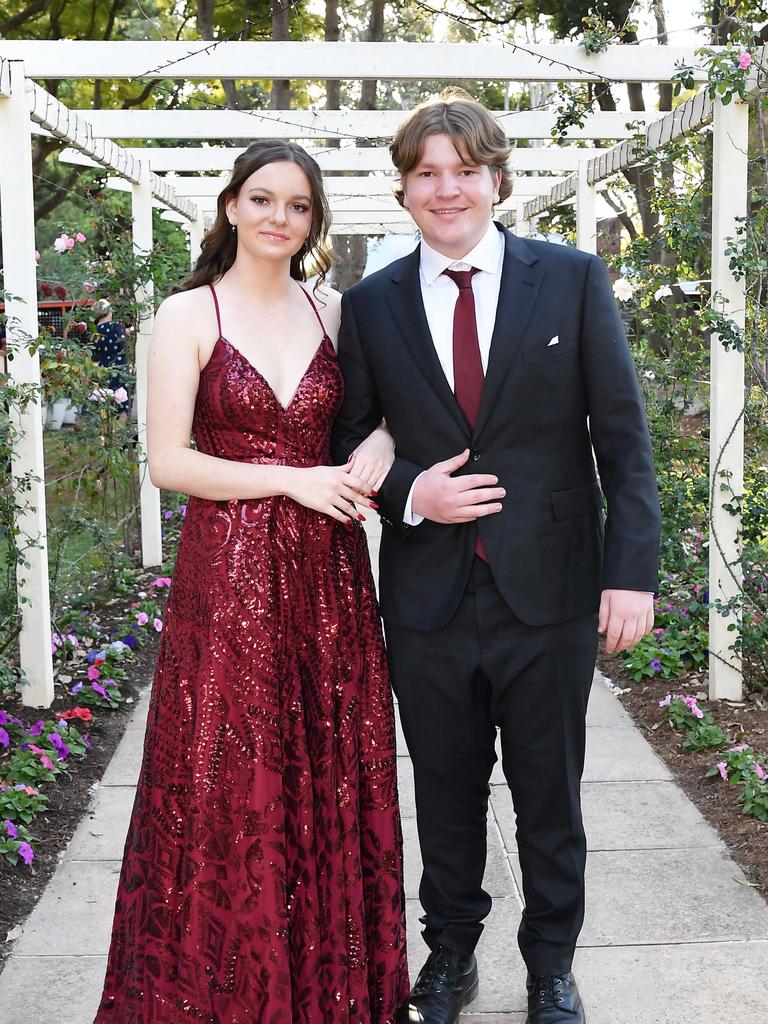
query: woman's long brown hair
[{"left": 177, "top": 141, "right": 333, "bottom": 293}]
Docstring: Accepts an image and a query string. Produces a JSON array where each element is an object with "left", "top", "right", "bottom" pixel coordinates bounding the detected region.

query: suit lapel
[
  {"left": 474, "top": 227, "right": 545, "bottom": 437},
  {"left": 386, "top": 247, "right": 468, "bottom": 434}
]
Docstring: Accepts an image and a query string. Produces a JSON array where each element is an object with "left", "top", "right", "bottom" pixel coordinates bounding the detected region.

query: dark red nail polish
[
  {"left": 358, "top": 514, "right": 366, "bottom": 522},
  {"left": 370, "top": 502, "right": 379, "bottom": 509},
  {"left": 370, "top": 490, "right": 378, "bottom": 497}
]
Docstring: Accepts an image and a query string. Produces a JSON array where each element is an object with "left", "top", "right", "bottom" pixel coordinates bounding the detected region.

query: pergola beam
[
  {"left": 522, "top": 90, "right": 715, "bottom": 219},
  {"left": 48, "top": 108, "right": 661, "bottom": 142},
  {"left": 0, "top": 41, "right": 718, "bottom": 83},
  {"left": 23, "top": 76, "right": 198, "bottom": 220},
  {"left": 61, "top": 145, "right": 607, "bottom": 173}
]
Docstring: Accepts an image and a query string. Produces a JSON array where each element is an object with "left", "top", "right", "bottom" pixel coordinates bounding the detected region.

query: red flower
[
  {"left": 40, "top": 282, "right": 53, "bottom": 298},
  {"left": 57, "top": 707, "right": 93, "bottom": 723},
  {"left": 54, "top": 285, "right": 67, "bottom": 300}
]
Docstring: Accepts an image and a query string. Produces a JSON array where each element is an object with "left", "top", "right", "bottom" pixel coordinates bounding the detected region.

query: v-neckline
[{"left": 217, "top": 334, "right": 328, "bottom": 414}]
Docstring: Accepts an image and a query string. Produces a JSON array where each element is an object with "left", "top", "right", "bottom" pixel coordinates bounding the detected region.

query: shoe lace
[
  {"left": 419, "top": 949, "right": 454, "bottom": 992},
  {"left": 535, "top": 974, "right": 566, "bottom": 1007}
]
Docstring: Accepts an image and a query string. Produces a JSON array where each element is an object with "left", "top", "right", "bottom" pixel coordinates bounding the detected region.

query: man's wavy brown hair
[{"left": 390, "top": 91, "right": 512, "bottom": 208}]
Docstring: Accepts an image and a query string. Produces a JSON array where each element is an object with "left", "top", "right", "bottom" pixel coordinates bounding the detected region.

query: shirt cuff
[{"left": 403, "top": 473, "right": 426, "bottom": 526}]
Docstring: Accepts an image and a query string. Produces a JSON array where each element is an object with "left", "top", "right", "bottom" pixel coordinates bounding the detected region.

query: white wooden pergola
[{"left": 0, "top": 40, "right": 752, "bottom": 708}]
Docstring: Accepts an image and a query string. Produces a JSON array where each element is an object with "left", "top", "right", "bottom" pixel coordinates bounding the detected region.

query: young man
[{"left": 332, "top": 95, "right": 660, "bottom": 1024}]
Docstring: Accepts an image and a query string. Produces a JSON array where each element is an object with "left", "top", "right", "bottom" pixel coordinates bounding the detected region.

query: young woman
[{"left": 93, "top": 141, "right": 409, "bottom": 1024}]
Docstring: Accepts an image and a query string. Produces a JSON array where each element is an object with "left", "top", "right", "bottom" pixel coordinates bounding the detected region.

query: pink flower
[
  {"left": 83, "top": 281, "right": 96, "bottom": 293},
  {"left": 75, "top": 232, "right": 86, "bottom": 243},
  {"left": 658, "top": 694, "right": 672, "bottom": 708},
  {"left": 716, "top": 761, "right": 729, "bottom": 781},
  {"left": 65, "top": 237, "right": 75, "bottom": 250},
  {"left": 87, "top": 666, "right": 101, "bottom": 681},
  {"left": 136, "top": 611, "right": 149, "bottom": 626},
  {"left": 113, "top": 387, "right": 128, "bottom": 404},
  {"left": 153, "top": 618, "right": 163, "bottom": 632},
  {"left": 653, "top": 627, "right": 665, "bottom": 634},
  {"left": 151, "top": 577, "right": 172, "bottom": 588},
  {"left": 738, "top": 51, "right": 753, "bottom": 70},
  {"left": 34, "top": 250, "right": 40, "bottom": 263},
  {"left": 729, "top": 744, "right": 749, "bottom": 752},
  {"left": 755, "top": 762, "right": 766, "bottom": 782},
  {"left": 53, "top": 234, "right": 70, "bottom": 253}
]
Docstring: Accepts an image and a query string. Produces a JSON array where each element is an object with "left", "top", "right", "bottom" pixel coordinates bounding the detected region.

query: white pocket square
[{"left": 547, "top": 335, "right": 560, "bottom": 347}]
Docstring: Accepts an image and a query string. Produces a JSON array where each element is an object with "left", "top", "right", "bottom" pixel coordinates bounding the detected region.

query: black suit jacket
[{"left": 332, "top": 224, "right": 661, "bottom": 631}]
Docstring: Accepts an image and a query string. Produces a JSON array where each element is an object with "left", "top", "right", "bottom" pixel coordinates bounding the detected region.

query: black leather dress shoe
[
  {"left": 396, "top": 945, "right": 479, "bottom": 1024},
  {"left": 526, "top": 972, "right": 585, "bottom": 1023}
]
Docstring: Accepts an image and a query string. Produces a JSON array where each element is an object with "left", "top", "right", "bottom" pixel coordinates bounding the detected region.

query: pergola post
[
  {"left": 0, "top": 61, "right": 54, "bottom": 707},
  {"left": 576, "top": 161, "right": 597, "bottom": 254},
  {"left": 708, "top": 97, "right": 748, "bottom": 700},
  {"left": 131, "top": 165, "right": 162, "bottom": 567},
  {"left": 189, "top": 215, "right": 204, "bottom": 266}
]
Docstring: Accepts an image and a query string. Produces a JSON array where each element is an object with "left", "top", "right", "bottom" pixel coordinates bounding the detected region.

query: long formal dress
[{"left": 94, "top": 285, "right": 409, "bottom": 1024}]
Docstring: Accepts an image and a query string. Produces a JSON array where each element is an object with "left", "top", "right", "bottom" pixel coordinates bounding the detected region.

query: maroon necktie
[{"left": 444, "top": 267, "right": 487, "bottom": 560}]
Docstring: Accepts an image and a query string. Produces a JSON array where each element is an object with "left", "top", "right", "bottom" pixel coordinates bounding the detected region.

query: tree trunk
[
  {"left": 271, "top": 0, "right": 291, "bottom": 109},
  {"left": 197, "top": 0, "right": 240, "bottom": 112},
  {"left": 331, "top": 0, "right": 388, "bottom": 290},
  {"left": 325, "top": 0, "right": 341, "bottom": 147}
]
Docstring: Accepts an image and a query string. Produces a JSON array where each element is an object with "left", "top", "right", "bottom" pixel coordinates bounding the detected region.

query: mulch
[{"left": 600, "top": 650, "right": 768, "bottom": 899}]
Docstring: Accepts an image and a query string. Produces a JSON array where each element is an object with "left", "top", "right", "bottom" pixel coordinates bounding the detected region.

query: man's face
[{"left": 401, "top": 132, "right": 501, "bottom": 260}]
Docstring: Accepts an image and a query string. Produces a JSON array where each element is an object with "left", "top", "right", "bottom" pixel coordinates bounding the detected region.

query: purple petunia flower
[
  {"left": 17, "top": 841, "right": 34, "bottom": 865},
  {"left": 121, "top": 634, "right": 138, "bottom": 649},
  {"left": 28, "top": 720, "right": 45, "bottom": 737},
  {"left": 91, "top": 682, "right": 109, "bottom": 699},
  {"left": 3, "top": 819, "right": 17, "bottom": 838},
  {"left": 163, "top": 509, "right": 174, "bottom": 520},
  {"left": 650, "top": 659, "right": 662, "bottom": 673},
  {"left": 48, "top": 732, "right": 70, "bottom": 760},
  {"left": 0, "top": 709, "right": 9, "bottom": 725},
  {"left": 0, "top": 727, "right": 9, "bottom": 748},
  {"left": 82, "top": 734, "right": 92, "bottom": 749}
]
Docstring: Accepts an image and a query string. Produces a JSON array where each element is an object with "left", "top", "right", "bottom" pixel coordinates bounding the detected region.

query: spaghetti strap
[
  {"left": 298, "top": 284, "right": 328, "bottom": 337},
  {"left": 209, "top": 284, "right": 223, "bottom": 339}
]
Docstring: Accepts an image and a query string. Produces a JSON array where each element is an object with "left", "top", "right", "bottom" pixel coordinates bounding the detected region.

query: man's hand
[
  {"left": 598, "top": 589, "right": 655, "bottom": 653},
  {"left": 412, "top": 449, "right": 505, "bottom": 524}
]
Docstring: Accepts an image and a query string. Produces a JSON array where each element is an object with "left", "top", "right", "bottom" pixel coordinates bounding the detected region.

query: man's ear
[
  {"left": 492, "top": 168, "right": 502, "bottom": 203},
  {"left": 400, "top": 177, "right": 409, "bottom": 208}
]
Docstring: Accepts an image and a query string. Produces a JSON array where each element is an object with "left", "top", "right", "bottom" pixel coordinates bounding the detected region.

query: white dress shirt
[{"left": 403, "top": 221, "right": 505, "bottom": 525}]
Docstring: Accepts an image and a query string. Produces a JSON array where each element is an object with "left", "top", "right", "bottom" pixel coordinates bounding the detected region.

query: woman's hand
[
  {"left": 347, "top": 422, "right": 395, "bottom": 494},
  {"left": 285, "top": 465, "right": 375, "bottom": 524}
]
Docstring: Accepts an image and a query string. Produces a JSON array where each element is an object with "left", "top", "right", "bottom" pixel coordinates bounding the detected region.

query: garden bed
[
  {"left": 601, "top": 651, "right": 768, "bottom": 899},
  {"left": 0, "top": 605, "right": 162, "bottom": 971}
]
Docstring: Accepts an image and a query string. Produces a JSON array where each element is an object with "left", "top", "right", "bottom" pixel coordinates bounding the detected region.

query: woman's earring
[{"left": 231, "top": 223, "right": 236, "bottom": 233}]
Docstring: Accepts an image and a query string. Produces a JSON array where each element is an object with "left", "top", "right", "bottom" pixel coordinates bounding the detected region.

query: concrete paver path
[{"left": 2, "top": 521, "right": 767, "bottom": 1022}]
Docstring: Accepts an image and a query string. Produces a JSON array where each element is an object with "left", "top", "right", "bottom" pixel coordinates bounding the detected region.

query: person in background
[{"left": 91, "top": 298, "right": 129, "bottom": 423}]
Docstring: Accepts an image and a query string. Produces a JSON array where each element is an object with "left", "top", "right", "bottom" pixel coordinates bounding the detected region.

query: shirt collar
[{"left": 419, "top": 221, "right": 503, "bottom": 286}]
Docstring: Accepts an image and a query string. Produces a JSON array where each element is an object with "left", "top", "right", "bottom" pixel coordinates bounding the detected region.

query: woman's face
[{"left": 226, "top": 161, "right": 314, "bottom": 264}]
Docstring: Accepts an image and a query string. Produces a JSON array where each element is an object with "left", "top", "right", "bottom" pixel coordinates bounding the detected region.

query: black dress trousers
[{"left": 384, "top": 557, "right": 598, "bottom": 976}]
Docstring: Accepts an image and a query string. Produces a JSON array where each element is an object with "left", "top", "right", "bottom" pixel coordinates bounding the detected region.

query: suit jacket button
[{"left": 471, "top": 448, "right": 481, "bottom": 462}]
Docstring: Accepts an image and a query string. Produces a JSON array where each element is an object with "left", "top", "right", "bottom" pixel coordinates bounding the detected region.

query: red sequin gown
[{"left": 94, "top": 285, "right": 409, "bottom": 1024}]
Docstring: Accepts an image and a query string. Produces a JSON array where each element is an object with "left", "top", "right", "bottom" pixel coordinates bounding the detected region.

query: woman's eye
[
  {"left": 292, "top": 204, "right": 310, "bottom": 214},
  {"left": 251, "top": 196, "right": 268, "bottom": 204}
]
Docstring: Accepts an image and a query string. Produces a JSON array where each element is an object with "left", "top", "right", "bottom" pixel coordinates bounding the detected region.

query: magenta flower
[
  {"left": 87, "top": 666, "right": 101, "bottom": 681},
  {"left": 17, "top": 842, "right": 35, "bottom": 865},
  {"left": 75, "top": 231, "right": 86, "bottom": 243},
  {"left": 136, "top": 611, "right": 149, "bottom": 626},
  {"left": 151, "top": 577, "right": 172, "bottom": 588},
  {"left": 755, "top": 762, "right": 766, "bottom": 782},
  {"left": 716, "top": 761, "right": 729, "bottom": 781},
  {"left": 738, "top": 51, "right": 753, "bottom": 70},
  {"left": 153, "top": 618, "right": 163, "bottom": 632},
  {"left": 658, "top": 694, "right": 672, "bottom": 708},
  {"left": 4, "top": 819, "right": 17, "bottom": 838}
]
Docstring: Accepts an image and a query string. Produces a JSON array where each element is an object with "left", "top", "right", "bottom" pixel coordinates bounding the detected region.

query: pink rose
[
  {"left": 113, "top": 387, "right": 128, "bottom": 404},
  {"left": 65, "top": 237, "right": 75, "bottom": 250},
  {"left": 34, "top": 250, "right": 40, "bottom": 263},
  {"left": 75, "top": 232, "right": 86, "bottom": 243},
  {"left": 738, "top": 51, "right": 753, "bottom": 70}
]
